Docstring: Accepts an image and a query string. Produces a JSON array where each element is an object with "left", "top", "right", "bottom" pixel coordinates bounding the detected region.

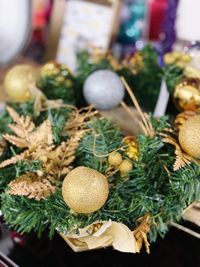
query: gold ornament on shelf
[
  {"left": 3, "top": 64, "right": 38, "bottom": 102},
  {"left": 62, "top": 166, "right": 109, "bottom": 214},
  {"left": 173, "top": 78, "right": 200, "bottom": 112},
  {"left": 178, "top": 115, "right": 200, "bottom": 158}
]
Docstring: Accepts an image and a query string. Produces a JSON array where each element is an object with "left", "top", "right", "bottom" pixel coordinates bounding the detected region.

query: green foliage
[
  {"left": 0, "top": 46, "right": 200, "bottom": 247},
  {"left": 76, "top": 118, "right": 122, "bottom": 172},
  {"left": 9, "top": 101, "right": 35, "bottom": 117},
  {"left": 1, "top": 116, "right": 200, "bottom": 243},
  {"left": 76, "top": 45, "right": 163, "bottom": 112},
  {"left": 119, "top": 45, "right": 163, "bottom": 112},
  {"left": 0, "top": 109, "right": 12, "bottom": 134},
  {"left": 0, "top": 160, "right": 41, "bottom": 190},
  {"left": 37, "top": 73, "right": 76, "bottom": 104},
  {"left": 162, "top": 64, "right": 184, "bottom": 93},
  {"left": 47, "top": 108, "right": 71, "bottom": 144}
]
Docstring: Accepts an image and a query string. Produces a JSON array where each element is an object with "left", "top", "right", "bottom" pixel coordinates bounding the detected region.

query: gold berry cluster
[
  {"left": 108, "top": 151, "right": 133, "bottom": 178},
  {"left": 39, "top": 61, "right": 73, "bottom": 87},
  {"left": 164, "top": 51, "right": 191, "bottom": 68}
]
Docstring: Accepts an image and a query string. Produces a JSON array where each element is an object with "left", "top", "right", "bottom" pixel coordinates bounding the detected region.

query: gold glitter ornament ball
[
  {"left": 62, "top": 166, "right": 109, "bottom": 214},
  {"left": 178, "top": 115, "right": 200, "bottom": 158},
  {"left": 3, "top": 65, "right": 38, "bottom": 102},
  {"left": 174, "top": 78, "right": 200, "bottom": 112}
]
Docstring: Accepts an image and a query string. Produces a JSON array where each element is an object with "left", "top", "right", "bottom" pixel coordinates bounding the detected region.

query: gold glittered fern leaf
[
  {"left": 46, "top": 130, "right": 86, "bottom": 178},
  {"left": 162, "top": 135, "right": 193, "bottom": 171},
  {"left": 3, "top": 107, "right": 35, "bottom": 148},
  {"left": 133, "top": 214, "right": 150, "bottom": 254},
  {"left": 29, "top": 119, "right": 54, "bottom": 149},
  {"left": 65, "top": 106, "right": 98, "bottom": 135},
  {"left": 7, "top": 173, "right": 56, "bottom": 201},
  {"left": 0, "top": 153, "right": 24, "bottom": 168}
]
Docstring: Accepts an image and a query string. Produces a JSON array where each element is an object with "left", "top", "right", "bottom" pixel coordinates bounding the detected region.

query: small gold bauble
[
  {"left": 173, "top": 78, "right": 200, "bottom": 112},
  {"left": 39, "top": 61, "right": 72, "bottom": 79},
  {"left": 108, "top": 151, "right": 122, "bottom": 167},
  {"left": 164, "top": 51, "right": 192, "bottom": 67},
  {"left": 123, "top": 136, "right": 138, "bottom": 160},
  {"left": 178, "top": 115, "right": 200, "bottom": 158},
  {"left": 119, "top": 160, "right": 133, "bottom": 174},
  {"left": 164, "top": 54, "right": 176, "bottom": 65},
  {"left": 62, "top": 166, "right": 109, "bottom": 214},
  {"left": 3, "top": 65, "right": 38, "bottom": 102}
]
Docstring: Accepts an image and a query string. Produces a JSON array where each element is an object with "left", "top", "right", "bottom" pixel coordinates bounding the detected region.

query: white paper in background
[
  {"left": 56, "top": 0, "right": 115, "bottom": 71},
  {"left": 176, "top": 0, "right": 200, "bottom": 42},
  {"left": 153, "top": 80, "right": 170, "bottom": 117}
]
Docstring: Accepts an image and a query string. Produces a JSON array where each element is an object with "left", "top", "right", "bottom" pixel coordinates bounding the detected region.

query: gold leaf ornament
[
  {"left": 3, "top": 106, "right": 35, "bottom": 148},
  {"left": 7, "top": 173, "right": 55, "bottom": 201}
]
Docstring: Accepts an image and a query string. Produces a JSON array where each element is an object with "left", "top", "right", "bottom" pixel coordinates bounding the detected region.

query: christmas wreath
[{"left": 0, "top": 47, "right": 200, "bottom": 254}]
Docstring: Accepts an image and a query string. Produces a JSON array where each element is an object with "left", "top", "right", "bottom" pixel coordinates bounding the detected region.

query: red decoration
[{"left": 149, "top": 0, "right": 168, "bottom": 41}]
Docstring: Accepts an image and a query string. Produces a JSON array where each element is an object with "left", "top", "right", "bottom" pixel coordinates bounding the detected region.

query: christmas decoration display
[
  {"left": 83, "top": 70, "right": 125, "bottom": 110},
  {"left": 173, "top": 78, "right": 200, "bottom": 112},
  {"left": 0, "top": 47, "right": 199, "bottom": 254},
  {"left": 37, "top": 61, "right": 75, "bottom": 104},
  {"left": 62, "top": 166, "right": 109, "bottom": 214},
  {"left": 163, "top": 48, "right": 200, "bottom": 113},
  {"left": 3, "top": 65, "right": 38, "bottom": 102},
  {"left": 76, "top": 44, "right": 163, "bottom": 112},
  {"left": 178, "top": 115, "right": 200, "bottom": 158}
]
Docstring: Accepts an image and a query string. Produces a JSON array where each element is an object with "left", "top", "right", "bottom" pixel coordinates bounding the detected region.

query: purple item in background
[{"left": 161, "top": 0, "right": 179, "bottom": 53}]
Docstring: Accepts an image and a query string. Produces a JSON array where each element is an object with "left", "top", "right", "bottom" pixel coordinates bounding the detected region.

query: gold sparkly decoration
[
  {"left": 123, "top": 136, "right": 138, "bottom": 160},
  {"left": 133, "top": 214, "right": 150, "bottom": 254},
  {"left": 178, "top": 115, "right": 200, "bottom": 158},
  {"left": 123, "top": 52, "right": 144, "bottom": 74},
  {"left": 184, "top": 66, "right": 200, "bottom": 79},
  {"left": 40, "top": 61, "right": 63, "bottom": 77},
  {"left": 91, "top": 48, "right": 122, "bottom": 71},
  {"left": 62, "top": 166, "right": 109, "bottom": 214},
  {"left": 0, "top": 106, "right": 93, "bottom": 179},
  {"left": 0, "top": 137, "right": 6, "bottom": 157},
  {"left": 162, "top": 134, "right": 193, "bottom": 171},
  {"left": 119, "top": 159, "right": 133, "bottom": 176},
  {"left": 174, "top": 111, "right": 197, "bottom": 131},
  {"left": 164, "top": 51, "right": 192, "bottom": 67},
  {"left": 39, "top": 61, "right": 73, "bottom": 86},
  {"left": 7, "top": 173, "right": 55, "bottom": 201},
  {"left": 173, "top": 78, "right": 200, "bottom": 112},
  {"left": 3, "top": 64, "right": 38, "bottom": 102},
  {"left": 108, "top": 151, "right": 123, "bottom": 167},
  {"left": 37, "top": 61, "right": 75, "bottom": 101}
]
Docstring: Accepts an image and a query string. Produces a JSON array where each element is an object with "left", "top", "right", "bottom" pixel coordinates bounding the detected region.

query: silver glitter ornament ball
[{"left": 83, "top": 69, "right": 125, "bottom": 110}]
